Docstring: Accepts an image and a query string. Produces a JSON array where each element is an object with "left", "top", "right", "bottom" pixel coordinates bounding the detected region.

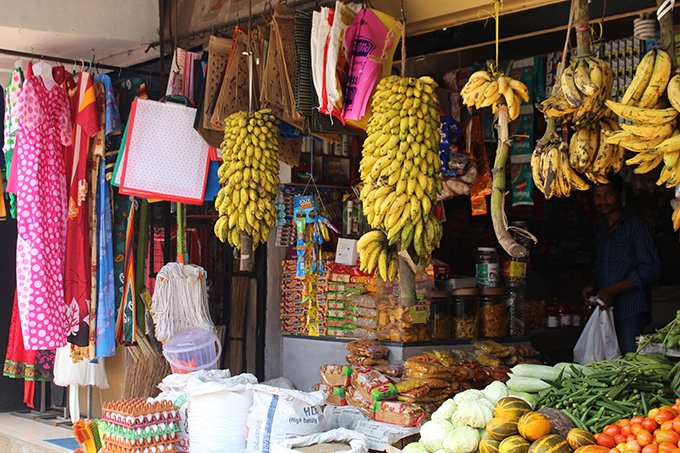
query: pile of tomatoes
[{"left": 594, "top": 399, "right": 680, "bottom": 453}]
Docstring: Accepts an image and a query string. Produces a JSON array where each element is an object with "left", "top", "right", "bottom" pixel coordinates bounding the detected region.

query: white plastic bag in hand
[{"left": 573, "top": 307, "right": 621, "bottom": 364}]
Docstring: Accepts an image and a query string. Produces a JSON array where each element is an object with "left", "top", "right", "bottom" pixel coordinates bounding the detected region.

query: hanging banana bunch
[
  {"left": 357, "top": 75, "right": 444, "bottom": 281},
  {"left": 532, "top": 118, "right": 591, "bottom": 198},
  {"left": 603, "top": 49, "right": 680, "bottom": 187},
  {"left": 460, "top": 70, "right": 529, "bottom": 121},
  {"left": 213, "top": 109, "right": 281, "bottom": 249}
]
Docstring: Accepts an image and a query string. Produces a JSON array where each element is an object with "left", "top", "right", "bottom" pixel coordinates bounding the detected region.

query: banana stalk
[
  {"left": 491, "top": 104, "right": 528, "bottom": 259},
  {"left": 398, "top": 249, "right": 417, "bottom": 306},
  {"left": 657, "top": 0, "right": 678, "bottom": 71}
]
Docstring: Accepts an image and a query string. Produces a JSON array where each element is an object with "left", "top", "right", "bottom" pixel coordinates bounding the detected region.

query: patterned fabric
[
  {"left": 95, "top": 159, "right": 116, "bottom": 357},
  {"left": 112, "top": 188, "right": 132, "bottom": 313},
  {"left": 64, "top": 72, "right": 101, "bottom": 348},
  {"left": 4, "top": 293, "right": 51, "bottom": 381},
  {"left": 3, "top": 67, "right": 23, "bottom": 218},
  {"left": 94, "top": 74, "right": 122, "bottom": 138},
  {"left": 115, "top": 199, "right": 137, "bottom": 344},
  {"left": 14, "top": 76, "right": 72, "bottom": 350},
  {"left": 591, "top": 209, "right": 662, "bottom": 322}
]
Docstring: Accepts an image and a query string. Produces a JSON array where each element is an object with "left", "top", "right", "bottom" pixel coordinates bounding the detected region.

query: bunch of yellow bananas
[
  {"left": 356, "top": 230, "right": 398, "bottom": 281},
  {"left": 601, "top": 49, "right": 680, "bottom": 186},
  {"left": 532, "top": 127, "right": 590, "bottom": 198},
  {"left": 567, "top": 117, "right": 625, "bottom": 184},
  {"left": 357, "top": 75, "right": 444, "bottom": 281},
  {"left": 539, "top": 57, "right": 614, "bottom": 125},
  {"left": 460, "top": 70, "right": 529, "bottom": 121},
  {"left": 213, "top": 109, "right": 280, "bottom": 248},
  {"left": 673, "top": 203, "right": 680, "bottom": 232}
]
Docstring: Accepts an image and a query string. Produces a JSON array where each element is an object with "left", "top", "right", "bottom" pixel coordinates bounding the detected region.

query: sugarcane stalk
[
  {"left": 657, "top": 0, "right": 678, "bottom": 70},
  {"left": 491, "top": 104, "right": 527, "bottom": 259},
  {"left": 240, "top": 50, "right": 255, "bottom": 271}
]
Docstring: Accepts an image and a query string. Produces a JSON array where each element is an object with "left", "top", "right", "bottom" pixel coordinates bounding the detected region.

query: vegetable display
[{"left": 535, "top": 354, "right": 677, "bottom": 433}]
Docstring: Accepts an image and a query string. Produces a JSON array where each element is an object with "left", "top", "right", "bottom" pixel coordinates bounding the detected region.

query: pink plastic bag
[{"left": 341, "top": 9, "right": 400, "bottom": 124}]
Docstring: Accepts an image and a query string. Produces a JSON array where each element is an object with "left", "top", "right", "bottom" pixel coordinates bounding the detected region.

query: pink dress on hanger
[{"left": 14, "top": 75, "right": 72, "bottom": 350}]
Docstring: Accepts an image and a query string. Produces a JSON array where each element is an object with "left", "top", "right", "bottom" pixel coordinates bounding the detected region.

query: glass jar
[
  {"left": 479, "top": 288, "right": 506, "bottom": 337},
  {"left": 451, "top": 288, "right": 479, "bottom": 339},
  {"left": 506, "top": 283, "right": 526, "bottom": 336},
  {"left": 547, "top": 305, "right": 560, "bottom": 329},
  {"left": 570, "top": 305, "right": 582, "bottom": 327},
  {"left": 430, "top": 297, "right": 451, "bottom": 340},
  {"left": 476, "top": 247, "right": 500, "bottom": 288},
  {"left": 559, "top": 304, "right": 572, "bottom": 328}
]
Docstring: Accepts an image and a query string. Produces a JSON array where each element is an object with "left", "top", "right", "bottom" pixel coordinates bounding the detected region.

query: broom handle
[{"left": 177, "top": 202, "right": 186, "bottom": 263}]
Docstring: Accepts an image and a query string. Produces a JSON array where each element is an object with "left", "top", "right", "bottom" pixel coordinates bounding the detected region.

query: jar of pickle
[
  {"left": 451, "top": 288, "right": 479, "bottom": 339},
  {"left": 430, "top": 297, "right": 451, "bottom": 340},
  {"left": 479, "top": 288, "right": 506, "bottom": 337}
]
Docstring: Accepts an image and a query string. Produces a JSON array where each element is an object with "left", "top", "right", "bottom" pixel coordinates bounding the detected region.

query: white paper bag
[{"left": 573, "top": 307, "right": 621, "bottom": 364}]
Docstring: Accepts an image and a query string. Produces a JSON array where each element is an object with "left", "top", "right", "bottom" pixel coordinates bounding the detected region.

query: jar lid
[
  {"left": 452, "top": 288, "right": 480, "bottom": 296},
  {"left": 479, "top": 287, "right": 505, "bottom": 296},
  {"left": 478, "top": 247, "right": 497, "bottom": 252}
]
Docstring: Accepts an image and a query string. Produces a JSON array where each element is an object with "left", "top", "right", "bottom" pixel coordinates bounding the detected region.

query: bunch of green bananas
[
  {"left": 357, "top": 75, "right": 444, "bottom": 281},
  {"left": 460, "top": 71, "right": 529, "bottom": 120},
  {"left": 568, "top": 117, "right": 625, "bottom": 184},
  {"left": 213, "top": 109, "right": 280, "bottom": 249},
  {"left": 532, "top": 126, "right": 590, "bottom": 198},
  {"left": 539, "top": 56, "right": 614, "bottom": 125}
]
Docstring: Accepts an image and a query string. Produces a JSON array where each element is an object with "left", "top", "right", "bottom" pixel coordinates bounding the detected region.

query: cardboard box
[{"left": 335, "top": 237, "right": 359, "bottom": 266}]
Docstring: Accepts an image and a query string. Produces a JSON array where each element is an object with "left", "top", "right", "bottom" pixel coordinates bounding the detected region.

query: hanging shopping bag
[
  {"left": 342, "top": 9, "right": 401, "bottom": 129},
  {"left": 573, "top": 305, "right": 621, "bottom": 364},
  {"left": 119, "top": 98, "right": 210, "bottom": 205}
]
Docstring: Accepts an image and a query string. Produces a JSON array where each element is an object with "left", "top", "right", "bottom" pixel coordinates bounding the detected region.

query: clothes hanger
[{"left": 34, "top": 56, "right": 57, "bottom": 90}]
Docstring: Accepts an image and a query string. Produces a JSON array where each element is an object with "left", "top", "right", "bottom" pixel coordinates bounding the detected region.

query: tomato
[
  {"left": 622, "top": 425, "right": 633, "bottom": 437},
  {"left": 632, "top": 424, "right": 645, "bottom": 436},
  {"left": 643, "top": 419, "right": 659, "bottom": 433},
  {"left": 620, "top": 419, "right": 632, "bottom": 427},
  {"left": 599, "top": 434, "right": 616, "bottom": 448},
  {"left": 654, "top": 430, "right": 680, "bottom": 445},
  {"left": 610, "top": 448, "right": 621, "bottom": 453},
  {"left": 657, "top": 443, "right": 677, "bottom": 453},
  {"left": 656, "top": 411, "right": 677, "bottom": 425},
  {"left": 606, "top": 425, "right": 624, "bottom": 436},
  {"left": 637, "top": 429, "right": 654, "bottom": 447},
  {"left": 615, "top": 435, "right": 628, "bottom": 444},
  {"left": 626, "top": 440, "right": 642, "bottom": 453},
  {"left": 660, "top": 421, "right": 675, "bottom": 432},
  {"left": 641, "top": 445, "right": 659, "bottom": 453},
  {"left": 649, "top": 409, "right": 661, "bottom": 419},
  {"left": 659, "top": 406, "right": 679, "bottom": 417},
  {"left": 632, "top": 417, "right": 646, "bottom": 425},
  {"left": 629, "top": 435, "right": 640, "bottom": 443},
  {"left": 672, "top": 418, "right": 680, "bottom": 434}
]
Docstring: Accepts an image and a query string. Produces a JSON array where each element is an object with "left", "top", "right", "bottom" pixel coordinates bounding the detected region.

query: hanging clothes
[
  {"left": 63, "top": 72, "right": 101, "bottom": 350},
  {"left": 4, "top": 292, "right": 53, "bottom": 408},
  {"left": 14, "top": 75, "right": 72, "bottom": 350},
  {"left": 93, "top": 74, "right": 121, "bottom": 358},
  {"left": 3, "top": 67, "right": 23, "bottom": 219},
  {"left": 95, "top": 74, "right": 123, "bottom": 180}
]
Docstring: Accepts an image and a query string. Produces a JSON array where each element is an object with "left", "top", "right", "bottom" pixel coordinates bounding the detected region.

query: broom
[{"left": 122, "top": 326, "right": 171, "bottom": 399}]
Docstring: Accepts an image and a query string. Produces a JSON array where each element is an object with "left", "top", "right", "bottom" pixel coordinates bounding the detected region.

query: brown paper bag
[{"left": 204, "top": 35, "right": 233, "bottom": 131}]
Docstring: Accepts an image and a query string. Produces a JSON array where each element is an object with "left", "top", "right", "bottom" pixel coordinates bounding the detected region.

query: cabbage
[
  {"left": 432, "top": 399, "right": 458, "bottom": 420},
  {"left": 450, "top": 416, "right": 467, "bottom": 429},
  {"left": 442, "top": 426, "right": 481, "bottom": 453},
  {"left": 482, "top": 381, "right": 508, "bottom": 405},
  {"left": 433, "top": 450, "right": 447, "bottom": 453},
  {"left": 420, "top": 419, "right": 454, "bottom": 452},
  {"left": 452, "top": 398, "right": 494, "bottom": 428},
  {"left": 403, "top": 443, "right": 431, "bottom": 453},
  {"left": 453, "top": 389, "right": 484, "bottom": 404}
]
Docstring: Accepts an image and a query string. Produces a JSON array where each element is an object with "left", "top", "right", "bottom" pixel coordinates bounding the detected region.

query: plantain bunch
[
  {"left": 357, "top": 75, "right": 444, "bottom": 281},
  {"left": 460, "top": 70, "right": 529, "bottom": 121},
  {"left": 539, "top": 56, "right": 614, "bottom": 125},
  {"left": 532, "top": 121, "right": 590, "bottom": 198},
  {"left": 214, "top": 109, "right": 280, "bottom": 249}
]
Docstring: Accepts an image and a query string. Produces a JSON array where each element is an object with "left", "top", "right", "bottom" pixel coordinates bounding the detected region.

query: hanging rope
[{"left": 400, "top": 0, "right": 406, "bottom": 76}]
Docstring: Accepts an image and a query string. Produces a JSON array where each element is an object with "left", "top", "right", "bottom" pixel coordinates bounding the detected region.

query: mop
[{"left": 151, "top": 203, "right": 215, "bottom": 343}]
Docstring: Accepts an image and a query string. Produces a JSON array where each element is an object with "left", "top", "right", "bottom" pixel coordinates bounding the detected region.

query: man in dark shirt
[{"left": 582, "top": 175, "right": 661, "bottom": 354}]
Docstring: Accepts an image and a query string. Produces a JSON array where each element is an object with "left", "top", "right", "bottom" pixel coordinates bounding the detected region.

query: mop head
[{"left": 151, "top": 262, "right": 215, "bottom": 342}]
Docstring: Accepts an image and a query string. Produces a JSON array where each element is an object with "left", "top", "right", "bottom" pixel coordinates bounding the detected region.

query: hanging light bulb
[{"left": 633, "top": 13, "right": 657, "bottom": 41}]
